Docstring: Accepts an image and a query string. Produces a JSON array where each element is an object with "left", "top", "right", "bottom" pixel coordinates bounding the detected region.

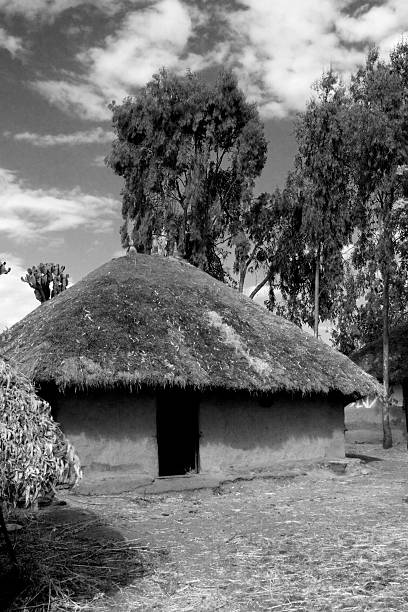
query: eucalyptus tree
[
  {"left": 106, "top": 69, "right": 267, "bottom": 281},
  {"left": 261, "top": 73, "right": 354, "bottom": 334},
  {"left": 295, "top": 72, "right": 355, "bottom": 337},
  {"left": 233, "top": 190, "right": 286, "bottom": 295},
  {"left": 343, "top": 44, "right": 408, "bottom": 448}
]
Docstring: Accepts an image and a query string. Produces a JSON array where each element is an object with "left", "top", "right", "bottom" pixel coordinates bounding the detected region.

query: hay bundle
[{"left": 0, "top": 359, "right": 81, "bottom": 509}]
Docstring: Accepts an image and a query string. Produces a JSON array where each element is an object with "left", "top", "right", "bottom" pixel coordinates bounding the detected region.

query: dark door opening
[{"left": 156, "top": 390, "right": 199, "bottom": 476}]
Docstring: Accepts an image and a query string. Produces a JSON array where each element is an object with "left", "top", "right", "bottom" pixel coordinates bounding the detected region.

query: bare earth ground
[{"left": 4, "top": 443, "right": 408, "bottom": 611}]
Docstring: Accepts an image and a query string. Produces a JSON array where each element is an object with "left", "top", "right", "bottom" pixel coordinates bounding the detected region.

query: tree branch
[{"left": 249, "top": 270, "right": 273, "bottom": 300}]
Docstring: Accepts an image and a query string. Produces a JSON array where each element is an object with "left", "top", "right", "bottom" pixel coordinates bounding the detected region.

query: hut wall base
[
  {"left": 199, "top": 394, "right": 344, "bottom": 473},
  {"left": 56, "top": 392, "right": 158, "bottom": 477}
]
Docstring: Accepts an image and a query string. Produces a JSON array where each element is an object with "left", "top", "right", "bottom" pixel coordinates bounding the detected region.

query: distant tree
[
  {"left": 243, "top": 184, "right": 309, "bottom": 317},
  {"left": 21, "top": 263, "right": 69, "bottom": 303},
  {"left": 338, "top": 44, "right": 408, "bottom": 448},
  {"left": 332, "top": 260, "right": 408, "bottom": 356},
  {"left": 284, "top": 72, "right": 354, "bottom": 337},
  {"left": 257, "top": 74, "right": 354, "bottom": 332},
  {"left": 259, "top": 72, "right": 354, "bottom": 332},
  {"left": 231, "top": 190, "right": 285, "bottom": 294},
  {"left": 106, "top": 69, "right": 267, "bottom": 280}
]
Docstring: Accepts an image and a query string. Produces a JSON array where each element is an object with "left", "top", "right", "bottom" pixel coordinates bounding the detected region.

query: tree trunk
[
  {"left": 403, "top": 379, "right": 408, "bottom": 450},
  {"left": 0, "top": 505, "right": 17, "bottom": 567},
  {"left": 238, "top": 256, "right": 252, "bottom": 293},
  {"left": 314, "top": 244, "right": 320, "bottom": 339},
  {"left": 238, "top": 264, "right": 246, "bottom": 293},
  {"left": 382, "top": 266, "right": 393, "bottom": 449},
  {"left": 249, "top": 271, "right": 272, "bottom": 300}
]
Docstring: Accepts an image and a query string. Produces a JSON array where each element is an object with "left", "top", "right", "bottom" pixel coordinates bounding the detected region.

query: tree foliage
[
  {"left": 231, "top": 190, "right": 286, "bottom": 294},
  {"left": 331, "top": 46, "right": 408, "bottom": 349},
  {"left": 326, "top": 44, "right": 408, "bottom": 448},
  {"left": 331, "top": 263, "right": 408, "bottom": 355},
  {"left": 263, "top": 74, "right": 354, "bottom": 333},
  {"left": 106, "top": 69, "right": 267, "bottom": 280}
]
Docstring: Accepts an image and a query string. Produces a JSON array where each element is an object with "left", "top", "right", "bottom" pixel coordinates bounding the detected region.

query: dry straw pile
[
  {"left": 0, "top": 359, "right": 81, "bottom": 509},
  {"left": 0, "top": 360, "right": 161, "bottom": 611},
  {"left": 1, "top": 511, "right": 161, "bottom": 611}
]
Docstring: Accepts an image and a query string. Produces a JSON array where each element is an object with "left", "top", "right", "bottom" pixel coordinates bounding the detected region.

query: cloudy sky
[{"left": 1, "top": 0, "right": 408, "bottom": 329}]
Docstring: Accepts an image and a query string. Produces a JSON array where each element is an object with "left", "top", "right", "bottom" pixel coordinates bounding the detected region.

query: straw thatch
[
  {"left": 351, "top": 322, "right": 408, "bottom": 384},
  {"left": 0, "top": 359, "right": 81, "bottom": 508},
  {"left": 0, "top": 255, "right": 380, "bottom": 399}
]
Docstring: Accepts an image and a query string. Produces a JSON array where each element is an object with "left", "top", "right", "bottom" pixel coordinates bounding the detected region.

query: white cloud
[
  {"left": 219, "top": 0, "right": 408, "bottom": 117},
  {"left": 220, "top": 0, "right": 362, "bottom": 117},
  {"left": 7, "top": 127, "right": 113, "bottom": 146},
  {"left": 337, "top": 1, "right": 408, "bottom": 46},
  {"left": 31, "top": 79, "right": 111, "bottom": 121},
  {"left": 0, "top": 0, "right": 126, "bottom": 20},
  {"left": 0, "top": 26, "right": 25, "bottom": 58},
  {"left": 0, "top": 254, "right": 38, "bottom": 330},
  {"left": 0, "top": 168, "right": 119, "bottom": 241},
  {"left": 27, "top": 0, "right": 408, "bottom": 121},
  {"left": 32, "top": 0, "right": 209, "bottom": 120},
  {"left": 81, "top": 0, "right": 193, "bottom": 98},
  {"left": 92, "top": 154, "right": 106, "bottom": 167}
]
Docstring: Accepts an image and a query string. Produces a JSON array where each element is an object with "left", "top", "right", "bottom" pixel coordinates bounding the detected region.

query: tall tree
[
  {"left": 290, "top": 72, "right": 354, "bottom": 337},
  {"left": 260, "top": 75, "right": 354, "bottom": 333},
  {"left": 106, "top": 69, "right": 267, "bottom": 281},
  {"left": 342, "top": 44, "right": 408, "bottom": 448}
]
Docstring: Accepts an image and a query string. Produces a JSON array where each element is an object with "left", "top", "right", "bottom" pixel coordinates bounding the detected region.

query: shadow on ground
[
  {"left": 0, "top": 503, "right": 162, "bottom": 611},
  {"left": 346, "top": 452, "right": 383, "bottom": 463}
]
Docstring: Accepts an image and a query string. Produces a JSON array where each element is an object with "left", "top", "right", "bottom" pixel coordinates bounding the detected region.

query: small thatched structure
[
  {"left": 349, "top": 326, "right": 408, "bottom": 444},
  {"left": 0, "top": 255, "right": 380, "bottom": 480}
]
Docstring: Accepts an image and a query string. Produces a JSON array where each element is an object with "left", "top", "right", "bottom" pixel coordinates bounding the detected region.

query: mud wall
[
  {"left": 54, "top": 391, "right": 158, "bottom": 476},
  {"left": 53, "top": 389, "right": 345, "bottom": 479},
  {"left": 199, "top": 393, "right": 345, "bottom": 473},
  {"left": 345, "top": 388, "right": 407, "bottom": 445}
]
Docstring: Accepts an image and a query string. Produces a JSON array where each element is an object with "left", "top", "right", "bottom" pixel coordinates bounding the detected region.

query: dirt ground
[{"left": 4, "top": 443, "right": 408, "bottom": 611}]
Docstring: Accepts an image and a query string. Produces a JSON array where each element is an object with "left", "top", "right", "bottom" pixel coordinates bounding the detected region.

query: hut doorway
[{"left": 156, "top": 390, "right": 199, "bottom": 476}]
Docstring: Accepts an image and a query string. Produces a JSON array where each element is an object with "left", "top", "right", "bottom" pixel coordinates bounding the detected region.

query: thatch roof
[
  {"left": 0, "top": 255, "right": 380, "bottom": 399},
  {"left": 351, "top": 323, "right": 408, "bottom": 384}
]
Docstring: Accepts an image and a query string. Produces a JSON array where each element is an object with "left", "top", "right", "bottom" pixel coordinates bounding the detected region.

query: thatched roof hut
[
  {"left": 0, "top": 255, "right": 380, "bottom": 481},
  {"left": 348, "top": 325, "right": 408, "bottom": 445},
  {"left": 1, "top": 255, "right": 377, "bottom": 397}
]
